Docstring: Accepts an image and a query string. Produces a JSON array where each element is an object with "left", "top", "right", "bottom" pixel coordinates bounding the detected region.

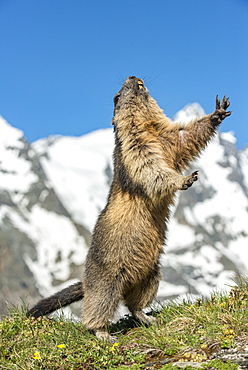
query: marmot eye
[
  {"left": 137, "top": 80, "right": 144, "bottom": 89},
  {"left": 114, "top": 94, "right": 120, "bottom": 106}
]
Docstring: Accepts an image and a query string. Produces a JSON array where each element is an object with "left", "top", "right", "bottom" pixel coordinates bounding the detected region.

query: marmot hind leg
[
  {"left": 82, "top": 278, "right": 124, "bottom": 340},
  {"left": 124, "top": 268, "right": 161, "bottom": 325}
]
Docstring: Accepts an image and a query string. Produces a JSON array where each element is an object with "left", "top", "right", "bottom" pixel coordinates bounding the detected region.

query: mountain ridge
[{"left": 0, "top": 105, "right": 247, "bottom": 316}]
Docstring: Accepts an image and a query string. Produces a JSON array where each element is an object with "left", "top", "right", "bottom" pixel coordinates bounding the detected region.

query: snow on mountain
[
  {"left": 0, "top": 116, "right": 38, "bottom": 195},
  {"left": 173, "top": 102, "right": 205, "bottom": 124},
  {"left": 0, "top": 104, "right": 248, "bottom": 316},
  {"left": 33, "top": 130, "right": 114, "bottom": 231},
  {"left": 240, "top": 146, "right": 248, "bottom": 190},
  {"left": 160, "top": 106, "right": 248, "bottom": 298},
  {"left": 0, "top": 117, "right": 90, "bottom": 314}
]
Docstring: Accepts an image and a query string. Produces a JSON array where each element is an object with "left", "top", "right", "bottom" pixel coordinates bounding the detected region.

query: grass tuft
[{"left": 1, "top": 282, "right": 248, "bottom": 369}]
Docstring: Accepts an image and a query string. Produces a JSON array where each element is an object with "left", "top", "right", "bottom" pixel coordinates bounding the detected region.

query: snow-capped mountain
[
  {"left": 0, "top": 116, "right": 91, "bottom": 314},
  {"left": 0, "top": 105, "right": 247, "bottom": 316}
]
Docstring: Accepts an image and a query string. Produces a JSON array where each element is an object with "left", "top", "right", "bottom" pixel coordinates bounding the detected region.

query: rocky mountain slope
[{"left": 0, "top": 105, "right": 247, "bottom": 317}]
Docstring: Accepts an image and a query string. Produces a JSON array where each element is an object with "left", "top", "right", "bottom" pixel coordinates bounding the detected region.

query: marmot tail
[{"left": 28, "top": 282, "right": 83, "bottom": 318}]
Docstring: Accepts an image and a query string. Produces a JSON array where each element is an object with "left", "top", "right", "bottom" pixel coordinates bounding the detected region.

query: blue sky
[{"left": 0, "top": 0, "right": 247, "bottom": 148}]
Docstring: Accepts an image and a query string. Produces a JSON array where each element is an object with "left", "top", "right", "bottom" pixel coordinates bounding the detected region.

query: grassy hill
[{"left": 1, "top": 282, "right": 248, "bottom": 369}]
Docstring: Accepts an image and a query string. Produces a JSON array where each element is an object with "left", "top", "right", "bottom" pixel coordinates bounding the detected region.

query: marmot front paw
[
  {"left": 181, "top": 171, "right": 199, "bottom": 190},
  {"left": 211, "top": 95, "right": 232, "bottom": 125}
]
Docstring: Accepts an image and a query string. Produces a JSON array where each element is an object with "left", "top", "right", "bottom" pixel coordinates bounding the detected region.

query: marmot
[{"left": 28, "top": 76, "right": 231, "bottom": 340}]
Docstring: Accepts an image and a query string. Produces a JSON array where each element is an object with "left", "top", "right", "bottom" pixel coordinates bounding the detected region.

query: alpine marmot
[{"left": 28, "top": 76, "right": 231, "bottom": 340}]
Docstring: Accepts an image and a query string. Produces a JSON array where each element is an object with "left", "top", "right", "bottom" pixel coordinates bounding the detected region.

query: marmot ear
[{"left": 112, "top": 118, "right": 116, "bottom": 132}]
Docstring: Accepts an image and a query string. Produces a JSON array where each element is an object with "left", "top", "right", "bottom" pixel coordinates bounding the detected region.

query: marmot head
[
  {"left": 112, "top": 76, "right": 164, "bottom": 131},
  {"left": 113, "top": 76, "right": 148, "bottom": 113}
]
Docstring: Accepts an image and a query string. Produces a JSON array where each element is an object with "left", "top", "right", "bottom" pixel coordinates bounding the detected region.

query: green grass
[{"left": 1, "top": 282, "right": 248, "bottom": 369}]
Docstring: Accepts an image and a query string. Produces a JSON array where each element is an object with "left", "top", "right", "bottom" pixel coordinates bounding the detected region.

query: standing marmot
[{"left": 28, "top": 76, "right": 231, "bottom": 340}]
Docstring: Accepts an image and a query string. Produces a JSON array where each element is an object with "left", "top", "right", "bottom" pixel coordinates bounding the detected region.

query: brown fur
[{"left": 28, "top": 76, "right": 231, "bottom": 340}]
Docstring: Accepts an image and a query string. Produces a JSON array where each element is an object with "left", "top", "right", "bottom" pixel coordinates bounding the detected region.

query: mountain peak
[
  {"left": 173, "top": 102, "right": 205, "bottom": 124},
  {"left": 0, "top": 116, "right": 24, "bottom": 147}
]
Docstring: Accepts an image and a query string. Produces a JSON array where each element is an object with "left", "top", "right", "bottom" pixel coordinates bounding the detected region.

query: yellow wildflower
[
  {"left": 57, "top": 344, "right": 66, "bottom": 349},
  {"left": 32, "top": 351, "right": 41, "bottom": 360},
  {"left": 184, "top": 352, "right": 191, "bottom": 358},
  {"left": 224, "top": 329, "right": 235, "bottom": 337},
  {"left": 110, "top": 342, "right": 119, "bottom": 351}
]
